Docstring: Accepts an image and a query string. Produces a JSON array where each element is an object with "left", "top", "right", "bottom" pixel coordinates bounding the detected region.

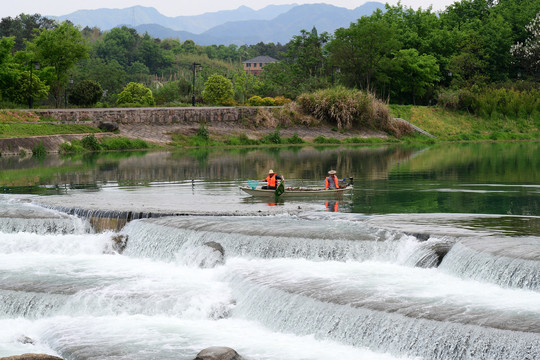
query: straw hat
[
  {"left": 268, "top": 169, "right": 274, "bottom": 174},
  {"left": 328, "top": 170, "right": 336, "bottom": 175}
]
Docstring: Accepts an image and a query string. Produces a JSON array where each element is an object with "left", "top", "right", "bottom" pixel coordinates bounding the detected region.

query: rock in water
[
  {"left": 194, "top": 347, "right": 244, "bottom": 360},
  {"left": 111, "top": 234, "right": 129, "bottom": 254},
  {"left": 98, "top": 121, "right": 119, "bottom": 132},
  {"left": 16, "top": 335, "right": 35, "bottom": 345},
  {"left": 204, "top": 241, "right": 224, "bottom": 256},
  {"left": 0, "top": 354, "right": 63, "bottom": 360},
  {"left": 197, "top": 241, "right": 224, "bottom": 268}
]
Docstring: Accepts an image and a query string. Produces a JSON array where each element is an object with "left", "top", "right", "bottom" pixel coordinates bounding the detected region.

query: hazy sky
[{"left": 3, "top": 0, "right": 457, "bottom": 18}]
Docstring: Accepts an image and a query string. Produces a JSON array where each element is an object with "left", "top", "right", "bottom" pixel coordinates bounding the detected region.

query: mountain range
[{"left": 50, "top": 2, "right": 385, "bottom": 45}]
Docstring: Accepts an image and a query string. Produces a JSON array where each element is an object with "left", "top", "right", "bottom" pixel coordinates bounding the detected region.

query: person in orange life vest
[
  {"left": 325, "top": 170, "right": 340, "bottom": 190},
  {"left": 262, "top": 169, "right": 282, "bottom": 190}
]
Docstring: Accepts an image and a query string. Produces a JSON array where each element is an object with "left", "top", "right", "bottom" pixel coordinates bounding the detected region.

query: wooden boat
[{"left": 240, "top": 185, "right": 353, "bottom": 198}]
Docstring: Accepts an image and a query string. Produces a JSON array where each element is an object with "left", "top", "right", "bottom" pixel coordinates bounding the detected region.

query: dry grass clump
[
  {"left": 388, "top": 118, "right": 415, "bottom": 138},
  {"left": 253, "top": 107, "right": 280, "bottom": 128},
  {"left": 295, "top": 87, "right": 399, "bottom": 135},
  {"left": 251, "top": 103, "right": 320, "bottom": 128}
]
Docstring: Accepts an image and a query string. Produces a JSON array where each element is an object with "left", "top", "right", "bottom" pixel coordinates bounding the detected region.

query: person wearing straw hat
[
  {"left": 262, "top": 169, "right": 283, "bottom": 190},
  {"left": 325, "top": 170, "right": 340, "bottom": 190}
]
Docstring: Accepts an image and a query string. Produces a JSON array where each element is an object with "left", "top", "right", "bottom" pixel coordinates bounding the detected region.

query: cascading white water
[
  {"left": 0, "top": 200, "right": 91, "bottom": 235},
  {"left": 227, "top": 274, "right": 540, "bottom": 360},
  {"left": 440, "top": 239, "right": 540, "bottom": 290},
  {"left": 1, "top": 197, "right": 538, "bottom": 360},
  {"left": 122, "top": 216, "right": 429, "bottom": 265}
]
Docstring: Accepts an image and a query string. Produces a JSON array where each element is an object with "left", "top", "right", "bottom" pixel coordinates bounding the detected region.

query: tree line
[{"left": 0, "top": 0, "right": 539, "bottom": 109}]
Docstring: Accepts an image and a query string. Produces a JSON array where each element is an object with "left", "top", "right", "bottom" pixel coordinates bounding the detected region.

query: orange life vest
[
  {"left": 266, "top": 174, "right": 278, "bottom": 187},
  {"left": 325, "top": 176, "right": 339, "bottom": 189}
]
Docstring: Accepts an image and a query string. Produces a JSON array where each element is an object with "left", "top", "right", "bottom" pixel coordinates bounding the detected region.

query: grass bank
[
  {"left": 390, "top": 105, "right": 540, "bottom": 141},
  {"left": 0, "top": 123, "right": 101, "bottom": 139},
  {"left": 59, "top": 135, "right": 152, "bottom": 153},
  {"left": 169, "top": 125, "right": 392, "bottom": 148}
]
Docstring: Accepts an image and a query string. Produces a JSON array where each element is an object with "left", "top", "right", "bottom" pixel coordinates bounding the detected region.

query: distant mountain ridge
[
  {"left": 51, "top": 4, "right": 299, "bottom": 34},
  {"left": 51, "top": 2, "right": 386, "bottom": 45}
]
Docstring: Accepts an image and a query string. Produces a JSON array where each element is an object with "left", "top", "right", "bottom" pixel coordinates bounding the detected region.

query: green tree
[
  {"left": 391, "top": 49, "right": 440, "bottom": 104},
  {"left": 75, "top": 58, "right": 126, "bottom": 103},
  {"left": 117, "top": 82, "right": 155, "bottom": 106},
  {"left": 232, "top": 70, "right": 258, "bottom": 103},
  {"left": 127, "top": 61, "right": 150, "bottom": 83},
  {"left": 327, "top": 15, "right": 398, "bottom": 90},
  {"left": 202, "top": 74, "right": 234, "bottom": 105},
  {"left": 0, "top": 37, "right": 20, "bottom": 101},
  {"left": 478, "top": 13, "right": 513, "bottom": 82},
  {"left": 448, "top": 28, "right": 489, "bottom": 87},
  {"left": 69, "top": 79, "right": 103, "bottom": 106},
  {"left": 10, "top": 71, "right": 49, "bottom": 104},
  {"left": 95, "top": 26, "right": 139, "bottom": 67},
  {"left": 31, "top": 21, "right": 89, "bottom": 107},
  {"left": 136, "top": 33, "right": 171, "bottom": 73},
  {"left": 0, "top": 13, "right": 56, "bottom": 51},
  {"left": 286, "top": 27, "right": 328, "bottom": 78}
]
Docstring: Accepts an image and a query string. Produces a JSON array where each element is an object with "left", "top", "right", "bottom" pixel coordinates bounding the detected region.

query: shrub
[
  {"left": 274, "top": 96, "right": 291, "bottom": 106},
  {"left": 69, "top": 80, "right": 103, "bottom": 107},
  {"left": 117, "top": 82, "right": 155, "bottom": 107},
  {"left": 247, "top": 95, "right": 263, "bottom": 106},
  {"left": 225, "top": 134, "right": 259, "bottom": 146},
  {"left": 59, "top": 141, "right": 85, "bottom": 153},
  {"left": 81, "top": 134, "right": 101, "bottom": 151},
  {"left": 458, "top": 89, "right": 479, "bottom": 113},
  {"left": 196, "top": 123, "right": 210, "bottom": 141},
  {"left": 313, "top": 136, "right": 341, "bottom": 144},
  {"left": 437, "top": 89, "right": 459, "bottom": 110},
  {"left": 477, "top": 92, "right": 498, "bottom": 118},
  {"left": 523, "top": 90, "right": 539, "bottom": 118},
  {"left": 32, "top": 142, "right": 47, "bottom": 158},
  {"left": 284, "top": 133, "right": 304, "bottom": 144},
  {"left": 261, "top": 97, "right": 276, "bottom": 106},
  {"left": 202, "top": 75, "right": 234, "bottom": 105},
  {"left": 261, "top": 129, "right": 281, "bottom": 144},
  {"left": 152, "top": 79, "right": 191, "bottom": 105}
]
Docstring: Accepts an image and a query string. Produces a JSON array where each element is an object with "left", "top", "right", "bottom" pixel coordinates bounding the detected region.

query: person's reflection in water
[
  {"left": 267, "top": 203, "right": 276, "bottom": 206},
  {"left": 325, "top": 200, "right": 339, "bottom": 212}
]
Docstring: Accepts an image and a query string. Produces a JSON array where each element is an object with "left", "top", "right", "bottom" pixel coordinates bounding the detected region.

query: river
[{"left": 0, "top": 142, "right": 539, "bottom": 359}]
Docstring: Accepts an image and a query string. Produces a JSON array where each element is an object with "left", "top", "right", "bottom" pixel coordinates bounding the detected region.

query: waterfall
[
  {"left": 122, "top": 216, "right": 432, "bottom": 265},
  {"left": 0, "top": 201, "right": 91, "bottom": 235},
  {"left": 227, "top": 274, "right": 540, "bottom": 360},
  {"left": 440, "top": 240, "right": 540, "bottom": 291}
]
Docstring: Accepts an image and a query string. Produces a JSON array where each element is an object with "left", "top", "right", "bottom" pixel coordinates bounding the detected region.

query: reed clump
[{"left": 295, "top": 87, "right": 407, "bottom": 137}]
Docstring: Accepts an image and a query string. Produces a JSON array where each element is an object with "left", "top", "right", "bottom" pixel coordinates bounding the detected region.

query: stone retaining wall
[{"left": 35, "top": 107, "right": 261, "bottom": 125}]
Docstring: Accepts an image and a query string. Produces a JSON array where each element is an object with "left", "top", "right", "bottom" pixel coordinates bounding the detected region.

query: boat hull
[{"left": 240, "top": 185, "right": 353, "bottom": 198}]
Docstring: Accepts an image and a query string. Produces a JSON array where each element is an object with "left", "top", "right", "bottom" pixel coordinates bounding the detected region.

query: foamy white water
[{"left": 0, "top": 191, "right": 538, "bottom": 360}]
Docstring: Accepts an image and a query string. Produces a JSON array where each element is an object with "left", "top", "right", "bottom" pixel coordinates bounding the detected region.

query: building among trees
[{"left": 242, "top": 56, "right": 278, "bottom": 75}]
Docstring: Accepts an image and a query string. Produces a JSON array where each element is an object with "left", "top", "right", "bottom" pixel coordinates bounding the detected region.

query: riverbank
[{"left": 0, "top": 105, "right": 539, "bottom": 156}]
